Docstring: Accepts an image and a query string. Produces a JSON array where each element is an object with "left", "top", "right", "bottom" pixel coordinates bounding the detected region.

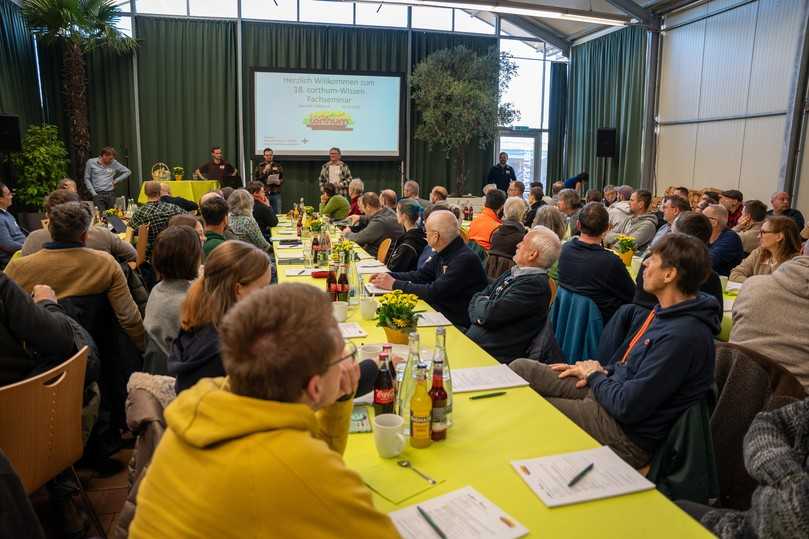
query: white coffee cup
[
  {"left": 333, "top": 301, "right": 349, "bottom": 322},
  {"left": 360, "top": 344, "right": 383, "bottom": 362},
  {"left": 373, "top": 414, "right": 406, "bottom": 458},
  {"left": 360, "top": 297, "right": 378, "bottom": 320}
]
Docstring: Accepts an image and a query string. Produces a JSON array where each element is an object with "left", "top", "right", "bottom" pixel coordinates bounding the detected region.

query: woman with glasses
[
  {"left": 729, "top": 216, "right": 802, "bottom": 283},
  {"left": 168, "top": 240, "right": 271, "bottom": 393},
  {"left": 130, "top": 284, "right": 399, "bottom": 538}
]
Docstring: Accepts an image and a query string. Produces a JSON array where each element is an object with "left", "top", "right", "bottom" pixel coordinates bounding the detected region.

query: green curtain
[
  {"left": 136, "top": 16, "right": 238, "bottom": 190},
  {"left": 241, "top": 22, "right": 407, "bottom": 208},
  {"left": 0, "top": 0, "right": 42, "bottom": 135},
  {"left": 409, "top": 32, "right": 496, "bottom": 196},
  {"left": 546, "top": 61, "right": 567, "bottom": 184},
  {"left": 565, "top": 26, "right": 646, "bottom": 188}
]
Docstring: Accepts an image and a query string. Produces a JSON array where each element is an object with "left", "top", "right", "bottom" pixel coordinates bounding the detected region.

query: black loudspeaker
[
  {"left": 0, "top": 115, "right": 22, "bottom": 152},
  {"left": 596, "top": 128, "right": 617, "bottom": 159}
]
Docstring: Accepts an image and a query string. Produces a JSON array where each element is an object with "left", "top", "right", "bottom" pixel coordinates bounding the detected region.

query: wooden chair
[
  {"left": 0, "top": 346, "right": 107, "bottom": 538},
  {"left": 376, "top": 237, "right": 392, "bottom": 263},
  {"left": 135, "top": 223, "right": 150, "bottom": 268}
]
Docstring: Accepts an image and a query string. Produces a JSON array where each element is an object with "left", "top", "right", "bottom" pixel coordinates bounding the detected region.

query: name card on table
[{"left": 390, "top": 486, "right": 528, "bottom": 539}]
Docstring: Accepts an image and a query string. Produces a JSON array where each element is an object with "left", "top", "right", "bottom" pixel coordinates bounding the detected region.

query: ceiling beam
[
  {"left": 499, "top": 14, "right": 571, "bottom": 58},
  {"left": 605, "top": 0, "right": 661, "bottom": 29}
]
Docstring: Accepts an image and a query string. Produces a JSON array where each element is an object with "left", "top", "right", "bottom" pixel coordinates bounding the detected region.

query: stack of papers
[
  {"left": 339, "top": 323, "right": 368, "bottom": 339},
  {"left": 417, "top": 312, "right": 452, "bottom": 327},
  {"left": 452, "top": 365, "right": 529, "bottom": 393},
  {"left": 390, "top": 487, "right": 528, "bottom": 538},
  {"left": 512, "top": 446, "right": 655, "bottom": 507},
  {"left": 364, "top": 282, "right": 390, "bottom": 296},
  {"left": 357, "top": 261, "right": 390, "bottom": 274}
]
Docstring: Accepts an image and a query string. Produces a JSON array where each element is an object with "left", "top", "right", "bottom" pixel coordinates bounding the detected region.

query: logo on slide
[{"left": 303, "top": 111, "right": 354, "bottom": 131}]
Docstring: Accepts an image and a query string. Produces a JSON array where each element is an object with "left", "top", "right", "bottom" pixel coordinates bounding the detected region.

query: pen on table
[
  {"left": 416, "top": 506, "right": 447, "bottom": 539},
  {"left": 469, "top": 391, "right": 506, "bottom": 400},
  {"left": 567, "top": 463, "right": 594, "bottom": 488}
]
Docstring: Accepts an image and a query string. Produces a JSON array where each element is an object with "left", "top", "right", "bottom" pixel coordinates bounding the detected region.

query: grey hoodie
[
  {"left": 608, "top": 200, "right": 632, "bottom": 232},
  {"left": 731, "top": 256, "right": 809, "bottom": 391},
  {"left": 605, "top": 212, "right": 660, "bottom": 251}
]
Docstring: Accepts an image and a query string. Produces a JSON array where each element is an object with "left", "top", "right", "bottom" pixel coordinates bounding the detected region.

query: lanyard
[{"left": 620, "top": 310, "right": 656, "bottom": 365}]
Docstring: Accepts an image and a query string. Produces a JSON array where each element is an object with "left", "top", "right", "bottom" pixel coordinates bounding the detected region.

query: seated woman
[
  {"left": 486, "top": 196, "right": 528, "bottom": 280},
  {"left": 167, "top": 241, "right": 271, "bottom": 393},
  {"left": 347, "top": 179, "right": 364, "bottom": 216},
  {"left": 227, "top": 188, "right": 271, "bottom": 253},
  {"left": 319, "top": 182, "right": 350, "bottom": 221},
  {"left": 386, "top": 199, "right": 427, "bottom": 273},
  {"left": 729, "top": 215, "right": 801, "bottom": 283},
  {"left": 143, "top": 225, "right": 201, "bottom": 374}
]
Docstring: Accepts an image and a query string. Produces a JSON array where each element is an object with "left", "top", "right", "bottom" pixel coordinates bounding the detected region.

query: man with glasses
[
  {"left": 0, "top": 182, "right": 26, "bottom": 269},
  {"left": 703, "top": 204, "right": 744, "bottom": 276},
  {"left": 131, "top": 283, "right": 399, "bottom": 538}
]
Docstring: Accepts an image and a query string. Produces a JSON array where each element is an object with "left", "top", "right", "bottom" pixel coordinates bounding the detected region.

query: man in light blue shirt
[
  {"left": 83, "top": 146, "right": 131, "bottom": 211},
  {"left": 0, "top": 182, "right": 26, "bottom": 269},
  {"left": 650, "top": 195, "right": 691, "bottom": 250}
]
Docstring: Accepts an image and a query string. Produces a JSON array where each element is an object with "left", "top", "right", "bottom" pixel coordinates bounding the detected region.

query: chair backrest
[
  {"left": 0, "top": 347, "right": 88, "bottom": 494},
  {"left": 550, "top": 286, "right": 604, "bottom": 364},
  {"left": 484, "top": 253, "right": 515, "bottom": 281},
  {"left": 466, "top": 239, "right": 487, "bottom": 262},
  {"left": 136, "top": 223, "right": 150, "bottom": 267},
  {"left": 711, "top": 342, "right": 806, "bottom": 510},
  {"left": 376, "top": 237, "right": 392, "bottom": 263}
]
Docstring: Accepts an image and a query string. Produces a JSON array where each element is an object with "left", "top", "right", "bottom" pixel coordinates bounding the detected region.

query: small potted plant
[
  {"left": 376, "top": 290, "right": 422, "bottom": 344},
  {"left": 333, "top": 239, "right": 353, "bottom": 263},
  {"left": 308, "top": 219, "right": 323, "bottom": 233},
  {"left": 614, "top": 235, "right": 637, "bottom": 266},
  {"left": 172, "top": 166, "right": 184, "bottom": 181}
]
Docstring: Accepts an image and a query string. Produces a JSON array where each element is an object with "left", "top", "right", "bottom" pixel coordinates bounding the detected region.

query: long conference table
[{"left": 271, "top": 220, "right": 710, "bottom": 538}]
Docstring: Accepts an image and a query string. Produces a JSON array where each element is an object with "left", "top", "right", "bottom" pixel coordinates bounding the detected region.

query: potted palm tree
[{"left": 23, "top": 0, "right": 136, "bottom": 181}]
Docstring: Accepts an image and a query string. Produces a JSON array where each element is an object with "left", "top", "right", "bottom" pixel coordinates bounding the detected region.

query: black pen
[
  {"left": 567, "top": 463, "right": 594, "bottom": 487},
  {"left": 416, "top": 506, "right": 447, "bottom": 539},
  {"left": 469, "top": 391, "right": 506, "bottom": 400}
]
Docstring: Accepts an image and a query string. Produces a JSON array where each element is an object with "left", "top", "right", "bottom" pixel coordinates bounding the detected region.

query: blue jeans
[{"left": 268, "top": 192, "right": 282, "bottom": 215}]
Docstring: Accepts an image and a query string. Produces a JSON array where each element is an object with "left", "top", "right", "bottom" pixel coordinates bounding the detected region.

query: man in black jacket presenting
[
  {"left": 370, "top": 211, "right": 487, "bottom": 328},
  {"left": 467, "top": 226, "right": 560, "bottom": 363}
]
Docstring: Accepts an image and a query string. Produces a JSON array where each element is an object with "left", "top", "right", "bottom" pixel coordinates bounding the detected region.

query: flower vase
[
  {"left": 174, "top": 174, "right": 183, "bottom": 181},
  {"left": 384, "top": 326, "right": 413, "bottom": 345},
  {"left": 618, "top": 250, "right": 634, "bottom": 266}
]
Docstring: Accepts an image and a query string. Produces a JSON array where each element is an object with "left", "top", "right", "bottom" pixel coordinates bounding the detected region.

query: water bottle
[
  {"left": 396, "top": 332, "right": 420, "bottom": 435},
  {"left": 434, "top": 327, "right": 453, "bottom": 427}
]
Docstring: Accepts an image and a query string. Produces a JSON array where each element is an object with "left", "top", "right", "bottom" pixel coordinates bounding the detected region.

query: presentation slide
[{"left": 254, "top": 71, "right": 402, "bottom": 157}]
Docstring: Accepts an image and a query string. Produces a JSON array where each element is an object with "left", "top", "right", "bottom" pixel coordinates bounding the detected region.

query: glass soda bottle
[
  {"left": 409, "top": 363, "right": 432, "bottom": 448},
  {"left": 337, "top": 263, "right": 350, "bottom": 302},
  {"left": 326, "top": 262, "right": 338, "bottom": 302},
  {"left": 373, "top": 355, "right": 395, "bottom": 416},
  {"left": 433, "top": 327, "right": 452, "bottom": 427},
  {"left": 396, "top": 332, "right": 420, "bottom": 435},
  {"left": 429, "top": 355, "right": 448, "bottom": 441}
]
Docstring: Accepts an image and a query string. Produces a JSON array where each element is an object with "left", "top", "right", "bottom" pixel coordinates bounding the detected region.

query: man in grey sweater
[
  {"left": 83, "top": 146, "right": 131, "bottom": 211},
  {"left": 605, "top": 189, "right": 659, "bottom": 252},
  {"left": 342, "top": 192, "right": 403, "bottom": 257}
]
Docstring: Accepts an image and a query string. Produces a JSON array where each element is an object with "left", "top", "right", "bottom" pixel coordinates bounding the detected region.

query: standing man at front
[
  {"left": 253, "top": 147, "right": 283, "bottom": 214},
  {"left": 195, "top": 146, "right": 240, "bottom": 189},
  {"left": 486, "top": 152, "right": 516, "bottom": 193},
  {"left": 319, "top": 147, "right": 352, "bottom": 197},
  {"left": 84, "top": 146, "right": 131, "bottom": 211}
]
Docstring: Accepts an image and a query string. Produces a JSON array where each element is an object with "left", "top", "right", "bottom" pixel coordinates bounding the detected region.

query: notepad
[
  {"left": 452, "top": 365, "right": 529, "bottom": 393},
  {"left": 364, "top": 282, "right": 390, "bottom": 296},
  {"left": 339, "top": 323, "right": 368, "bottom": 339},
  {"left": 417, "top": 312, "right": 452, "bottom": 327},
  {"left": 276, "top": 249, "right": 304, "bottom": 259},
  {"left": 389, "top": 486, "right": 528, "bottom": 539},
  {"left": 512, "top": 446, "right": 655, "bottom": 508}
]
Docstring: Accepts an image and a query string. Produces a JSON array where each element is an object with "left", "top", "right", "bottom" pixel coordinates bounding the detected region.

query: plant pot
[
  {"left": 383, "top": 326, "right": 415, "bottom": 345},
  {"left": 174, "top": 175, "right": 183, "bottom": 181},
  {"left": 617, "top": 250, "right": 634, "bottom": 266}
]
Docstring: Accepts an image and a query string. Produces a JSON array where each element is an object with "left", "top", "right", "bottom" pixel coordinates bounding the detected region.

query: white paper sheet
[
  {"left": 451, "top": 365, "right": 529, "bottom": 393},
  {"left": 339, "top": 323, "right": 368, "bottom": 339},
  {"left": 512, "top": 446, "right": 655, "bottom": 508},
  {"left": 284, "top": 268, "right": 315, "bottom": 277},
  {"left": 276, "top": 249, "right": 304, "bottom": 260},
  {"left": 364, "top": 282, "right": 390, "bottom": 296},
  {"left": 358, "top": 263, "right": 390, "bottom": 275},
  {"left": 267, "top": 173, "right": 281, "bottom": 185},
  {"left": 725, "top": 281, "right": 743, "bottom": 292},
  {"left": 723, "top": 297, "right": 735, "bottom": 312},
  {"left": 390, "top": 486, "right": 528, "bottom": 539},
  {"left": 417, "top": 312, "right": 452, "bottom": 327},
  {"left": 271, "top": 237, "right": 302, "bottom": 243}
]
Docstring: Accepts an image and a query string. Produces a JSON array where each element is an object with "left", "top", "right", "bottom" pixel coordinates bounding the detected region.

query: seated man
[
  {"left": 160, "top": 182, "right": 198, "bottom": 212},
  {"left": 703, "top": 204, "right": 745, "bottom": 276},
  {"left": 467, "top": 226, "right": 560, "bottom": 363},
  {"left": 130, "top": 180, "right": 186, "bottom": 262},
  {"left": 732, "top": 199, "right": 767, "bottom": 254},
  {"left": 21, "top": 189, "right": 136, "bottom": 262},
  {"left": 557, "top": 188, "right": 583, "bottom": 238},
  {"left": 650, "top": 195, "right": 690, "bottom": 247},
  {"left": 767, "top": 190, "right": 804, "bottom": 230},
  {"left": 507, "top": 180, "right": 525, "bottom": 199},
  {"left": 200, "top": 196, "right": 230, "bottom": 259},
  {"left": 731, "top": 252, "right": 809, "bottom": 390},
  {"left": 380, "top": 189, "right": 397, "bottom": 210},
  {"left": 511, "top": 234, "right": 719, "bottom": 468},
  {"left": 605, "top": 189, "right": 659, "bottom": 252},
  {"left": 403, "top": 180, "right": 430, "bottom": 209},
  {"left": 468, "top": 188, "right": 506, "bottom": 250},
  {"left": 245, "top": 181, "right": 278, "bottom": 240},
  {"left": 343, "top": 193, "right": 402, "bottom": 258},
  {"left": 523, "top": 185, "right": 545, "bottom": 226},
  {"left": 430, "top": 185, "right": 448, "bottom": 205},
  {"left": 607, "top": 185, "right": 634, "bottom": 232},
  {"left": 0, "top": 181, "right": 26, "bottom": 269},
  {"left": 5, "top": 202, "right": 145, "bottom": 350},
  {"left": 130, "top": 284, "right": 398, "bottom": 538},
  {"left": 558, "top": 202, "right": 636, "bottom": 323},
  {"left": 370, "top": 211, "right": 487, "bottom": 328}
]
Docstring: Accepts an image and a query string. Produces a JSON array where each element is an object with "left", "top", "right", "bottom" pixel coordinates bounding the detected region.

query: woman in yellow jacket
[{"left": 130, "top": 284, "right": 399, "bottom": 539}]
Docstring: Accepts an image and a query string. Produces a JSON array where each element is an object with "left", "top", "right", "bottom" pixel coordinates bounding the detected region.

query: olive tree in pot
[
  {"left": 10, "top": 124, "right": 70, "bottom": 229},
  {"left": 411, "top": 45, "right": 519, "bottom": 196}
]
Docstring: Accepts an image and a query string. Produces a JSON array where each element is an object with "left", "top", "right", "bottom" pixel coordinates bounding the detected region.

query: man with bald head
[
  {"left": 466, "top": 226, "right": 561, "bottom": 363},
  {"left": 370, "top": 211, "right": 487, "bottom": 327},
  {"left": 380, "top": 189, "right": 397, "bottom": 210},
  {"left": 768, "top": 191, "right": 805, "bottom": 230}
]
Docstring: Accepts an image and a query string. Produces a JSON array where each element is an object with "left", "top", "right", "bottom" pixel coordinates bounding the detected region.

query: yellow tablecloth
[
  {"left": 271, "top": 221, "right": 711, "bottom": 539},
  {"left": 137, "top": 180, "right": 220, "bottom": 204}
]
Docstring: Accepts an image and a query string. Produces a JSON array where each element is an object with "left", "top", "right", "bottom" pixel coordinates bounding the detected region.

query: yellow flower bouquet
[
  {"left": 614, "top": 234, "right": 636, "bottom": 266},
  {"left": 376, "top": 290, "right": 422, "bottom": 343}
]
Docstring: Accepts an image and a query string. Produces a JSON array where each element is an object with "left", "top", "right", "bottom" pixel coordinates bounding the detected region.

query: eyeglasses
[
  {"left": 326, "top": 340, "right": 357, "bottom": 368},
  {"left": 759, "top": 230, "right": 777, "bottom": 236}
]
